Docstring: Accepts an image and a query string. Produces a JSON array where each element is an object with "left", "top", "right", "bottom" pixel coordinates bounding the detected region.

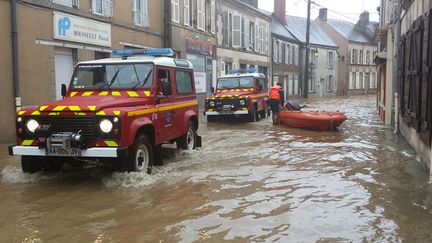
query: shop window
[
  {"left": 176, "top": 71, "right": 193, "bottom": 94},
  {"left": 92, "top": 0, "right": 112, "bottom": 17},
  {"left": 52, "top": 0, "right": 79, "bottom": 8},
  {"left": 171, "top": 0, "right": 180, "bottom": 23},
  {"left": 133, "top": 0, "right": 149, "bottom": 27}
]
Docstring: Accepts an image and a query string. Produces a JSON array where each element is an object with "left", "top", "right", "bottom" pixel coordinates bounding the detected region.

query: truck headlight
[
  {"left": 239, "top": 99, "right": 246, "bottom": 106},
  {"left": 209, "top": 101, "right": 215, "bottom": 107},
  {"left": 25, "top": 119, "right": 39, "bottom": 133},
  {"left": 99, "top": 119, "right": 113, "bottom": 134}
]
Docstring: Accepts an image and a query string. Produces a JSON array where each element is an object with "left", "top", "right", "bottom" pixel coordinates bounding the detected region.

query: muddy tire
[
  {"left": 248, "top": 108, "right": 259, "bottom": 122},
  {"left": 123, "top": 134, "right": 153, "bottom": 173},
  {"left": 44, "top": 159, "right": 64, "bottom": 172},
  {"left": 259, "top": 109, "right": 267, "bottom": 119},
  {"left": 177, "top": 121, "right": 196, "bottom": 151},
  {"left": 21, "top": 156, "right": 43, "bottom": 173}
]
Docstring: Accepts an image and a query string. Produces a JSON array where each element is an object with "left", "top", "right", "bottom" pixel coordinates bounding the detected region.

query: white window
[
  {"left": 232, "top": 15, "right": 242, "bottom": 48},
  {"left": 349, "top": 72, "right": 356, "bottom": 89},
  {"left": 351, "top": 49, "right": 357, "bottom": 64},
  {"left": 133, "top": 0, "right": 149, "bottom": 27},
  {"left": 244, "top": 20, "right": 250, "bottom": 50},
  {"left": 328, "top": 75, "right": 334, "bottom": 92},
  {"left": 249, "top": 22, "right": 255, "bottom": 50},
  {"left": 278, "top": 41, "right": 283, "bottom": 63},
  {"left": 366, "top": 51, "right": 370, "bottom": 65},
  {"left": 92, "top": 0, "right": 112, "bottom": 17},
  {"left": 285, "top": 44, "right": 290, "bottom": 65},
  {"left": 197, "top": 0, "right": 205, "bottom": 30},
  {"left": 356, "top": 72, "right": 361, "bottom": 89},
  {"left": 210, "top": 0, "right": 216, "bottom": 33},
  {"left": 254, "top": 24, "right": 259, "bottom": 52},
  {"left": 328, "top": 51, "right": 334, "bottom": 69},
  {"left": 260, "top": 25, "right": 265, "bottom": 54},
  {"left": 294, "top": 76, "right": 298, "bottom": 95},
  {"left": 359, "top": 50, "right": 363, "bottom": 64},
  {"left": 263, "top": 25, "right": 268, "bottom": 54},
  {"left": 52, "top": 0, "right": 79, "bottom": 8},
  {"left": 184, "top": 0, "right": 190, "bottom": 26},
  {"left": 171, "top": 0, "right": 180, "bottom": 23}
]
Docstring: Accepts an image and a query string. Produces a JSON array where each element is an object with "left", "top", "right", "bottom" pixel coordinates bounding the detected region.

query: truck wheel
[
  {"left": 43, "top": 158, "right": 64, "bottom": 172},
  {"left": 124, "top": 134, "right": 153, "bottom": 173},
  {"left": 248, "top": 108, "right": 259, "bottom": 122},
  {"left": 207, "top": 116, "right": 217, "bottom": 123},
  {"left": 177, "top": 121, "right": 196, "bottom": 151},
  {"left": 259, "top": 109, "right": 266, "bottom": 119},
  {"left": 21, "top": 156, "right": 43, "bottom": 173}
]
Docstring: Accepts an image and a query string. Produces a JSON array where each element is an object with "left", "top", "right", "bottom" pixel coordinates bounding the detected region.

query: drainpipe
[
  {"left": 164, "top": 0, "right": 172, "bottom": 50},
  {"left": 11, "top": 0, "right": 21, "bottom": 111}
]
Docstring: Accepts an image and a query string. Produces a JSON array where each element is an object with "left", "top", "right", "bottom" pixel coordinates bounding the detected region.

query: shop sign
[
  {"left": 194, "top": 72, "right": 207, "bottom": 93},
  {"left": 186, "top": 37, "right": 215, "bottom": 57},
  {"left": 53, "top": 12, "right": 111, "bottom": 47}
]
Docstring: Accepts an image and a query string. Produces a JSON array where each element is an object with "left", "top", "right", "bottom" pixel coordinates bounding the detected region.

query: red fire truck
[
  {"left": 204, "top": 69, "right": 269, "bottom": 122},
  {"left": 9, "top": 49, "right": 201, "bottom": 174}
]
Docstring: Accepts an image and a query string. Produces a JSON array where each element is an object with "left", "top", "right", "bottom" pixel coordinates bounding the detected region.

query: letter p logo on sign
[{"left": 58, "top": 17, "right": 71, "bottom": 36}]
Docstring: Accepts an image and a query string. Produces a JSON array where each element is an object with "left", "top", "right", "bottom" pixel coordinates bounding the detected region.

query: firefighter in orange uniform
[{"left": 268, "top": 82, "right": 285, "bottom": 125}]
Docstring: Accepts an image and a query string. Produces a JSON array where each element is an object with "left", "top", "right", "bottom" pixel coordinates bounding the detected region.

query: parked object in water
[{"left": 279, "top": 110, "right": 347, "bottom": 131}]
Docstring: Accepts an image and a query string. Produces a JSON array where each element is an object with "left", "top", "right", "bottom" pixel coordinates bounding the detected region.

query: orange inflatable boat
[{"left": 279, "top": 110, "right": 347, "bottom": 131}]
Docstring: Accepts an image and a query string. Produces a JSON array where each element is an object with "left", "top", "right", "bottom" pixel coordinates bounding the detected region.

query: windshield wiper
[
  {"left": 132, "top": 69, "right": 153, "bottom": 90},
  {"left": 131, "top": 64, "right": 142, "bottom": 90},
  {"left": 99, "top": 69, "right": 120, "bottom": 90}
]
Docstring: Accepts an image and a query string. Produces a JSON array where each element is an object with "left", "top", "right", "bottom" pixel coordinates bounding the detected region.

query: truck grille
[
  {"left": 215, "top": 99, "right": 240, "bottom": 110},
  {"left": 40, "top": 116, "right": 97, "bottom": 141}
]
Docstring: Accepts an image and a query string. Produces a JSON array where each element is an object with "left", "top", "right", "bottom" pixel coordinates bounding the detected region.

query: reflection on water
[{"left": 1, "top": 96, "right": 431, "bottom": 242}]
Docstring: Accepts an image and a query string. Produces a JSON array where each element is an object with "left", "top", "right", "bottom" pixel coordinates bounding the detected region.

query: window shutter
[
  {"left": 210, "top": 0, "right": 215, "bottom": 33},
  {"left": 273, "top": 39, "right": 277, "bottom": 63},
  {"left": 197, "top": 0, "right": 205, "bottom": 30},
  {"left": 143, "top": 0, "right": 149, "bottom": 27},
  {"left": 232, "top": 15, "right": 241, "bottom": 48},
  {"left": 244, "top": 20, "right": 250, "bottom": 50},
  {"left": 221, "top": 61, "right": 226, "bottom": 75},
  {"left": 255, "top": 24, "right": 259, "bottom": 52},
  {"left": 102, "top": 0, "right": 112, "bottom": 17},
  {"left": 184, "top": 0, "right": 190, "bottom": 26},
  {"left": 133, "top": 0, "right": 139, "bottom": 24}
]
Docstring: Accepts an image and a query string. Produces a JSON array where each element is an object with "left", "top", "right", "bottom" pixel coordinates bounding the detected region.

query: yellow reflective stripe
[
  {"left": 68, "top": 106, "right": 81, "bottom": 111},
  {"left": 22, "top": 140, "right": 34, "bottom": 146},
  {"left": 70, "top": 92, "right": 78, "bottom": 97},
  {"left": 31, "top": 111, "right": 41, "bottom": 116},
  {"left": 112, "top": 91, "right": 121, "bottom": 96},
  {"left": 144, "top": 91, "right": 150, "bottom": 96},
  {"left": 113, "top": 111, "right": 121, "bottom": 116},
  {"left": 49, "top": 112, "right": 60, "bottom": 116},
  {"left": 18, "top": 111, "right": 26, "bottom": 115},
  {"left": 96, "top": 111, "right": 106, "bottom": 116},
  {"left": 105, "top": 141, "right": 119, "bottom": 147},
  {"left": 39, "top": 106, "right": 48, "bottom": 111},
  {"left": 128, "top": 101, "right": 198, "bottom": 117},
  {"left": 82, "top": 91, "right": 94, "bottom": 96},
  {"left": 99, "top": 91, "right": 109, "bottom": 96},
  {"left": 127, "top": 91, "right": 139, "bottom": 97},
  {"left": 88, "top": 106, "right": 96, "bottom": 111},
  {"left": 74, "top": 112, "right": 86, "bottom": 116},
  {"left": 53, "top": 106, "right": 67, "bottom": 111}
]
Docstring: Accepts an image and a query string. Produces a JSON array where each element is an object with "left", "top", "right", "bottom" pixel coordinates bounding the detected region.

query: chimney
[
  {"left": 359, "top": 11, "right": 370, "bottom": 27},
  {"left": 319, "top": 8, "right": 328, "bottom": 22},
  {"left": 274, "top": 0, "right": 287, "bottom": 25}
]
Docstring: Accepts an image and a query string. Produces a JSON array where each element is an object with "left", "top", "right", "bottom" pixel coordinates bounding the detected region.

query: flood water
[{"left": 1, "top": 96, "right": 432, "bottom": 242}]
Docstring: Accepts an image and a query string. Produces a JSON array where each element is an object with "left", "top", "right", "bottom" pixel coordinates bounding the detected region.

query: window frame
[
  {"left": 133, "top": 0, "right": 149, "bottom": 27},
  {"left": 175, "top": 70, "right": 194, "bottom": 94}
]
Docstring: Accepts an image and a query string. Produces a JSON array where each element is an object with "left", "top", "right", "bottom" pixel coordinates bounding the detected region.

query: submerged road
[{"left": 1, "top": 96, "right": 431, "bottom": 242}]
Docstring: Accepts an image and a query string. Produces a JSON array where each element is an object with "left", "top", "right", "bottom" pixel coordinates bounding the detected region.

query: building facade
[
  {"left": 378, "top": 0, "right": 432, "bottom": 170},
  {"left": 216, "top": 0, "right": 271, "bottom": 79},
  {"left": 285, "top": 15, "right": 339, "bottom": 98},
  {"left": 315, "top": 9, "right": 378, "bottom": 97},
  {"left": 270, "top": 0, "right": 301, "bottom": 99},
  {"left": 1, "top": 0, "right": 164, "bottom": 143},
  {"left": 167, "top": 0, "right": 217, "bottom": 107}
]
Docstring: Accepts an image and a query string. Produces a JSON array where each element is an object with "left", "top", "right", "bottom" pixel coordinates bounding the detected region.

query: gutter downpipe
[
  {"left": 394, "top": 0, "right": 402, "bottom": 134},
  {"left": 11, "top": 0, "right": 21, "bottom": 112}
]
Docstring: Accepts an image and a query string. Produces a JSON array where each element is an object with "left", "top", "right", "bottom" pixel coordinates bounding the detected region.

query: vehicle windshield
[
  {"left": 71, "top": 63, "right": 154, "bottom": 89},
  {"left": 217, "top": 77, "right": 254, "bottom": 89}
]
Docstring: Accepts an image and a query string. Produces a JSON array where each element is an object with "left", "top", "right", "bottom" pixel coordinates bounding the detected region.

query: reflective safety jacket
[{"left": 269, "top": 85, "right": 282, "bottom": 100}]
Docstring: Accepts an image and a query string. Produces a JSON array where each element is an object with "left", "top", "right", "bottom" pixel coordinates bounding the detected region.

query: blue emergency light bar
[
  {"left": 112, "top": 48, "right": 175, "bottom": 57},
  {"left": 227, "top": 69, "right": 258, "bottom": 75}
]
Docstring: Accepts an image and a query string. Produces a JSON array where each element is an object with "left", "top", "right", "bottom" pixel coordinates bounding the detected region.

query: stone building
[{"left": 315, "top": 8, "right": 378, "bottom": 96}]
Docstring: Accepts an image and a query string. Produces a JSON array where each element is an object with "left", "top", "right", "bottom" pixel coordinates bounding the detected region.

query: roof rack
[
  {"left": 227, "top": 69, "right": 258, "bottom": 75},
  {"left": 112, "top": 48, "right": 175, "bottom": 58}
]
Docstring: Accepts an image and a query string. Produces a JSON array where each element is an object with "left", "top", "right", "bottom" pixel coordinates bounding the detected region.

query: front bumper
[
  {"left": 8, "top": 145, "right": 129, "bottom": 158},
  {"left": 205, "top": 110, "right": 249, "bottom": 116}
]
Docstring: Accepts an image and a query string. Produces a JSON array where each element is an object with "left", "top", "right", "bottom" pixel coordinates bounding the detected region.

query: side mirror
[
  {"left": 211, "top": 87, "right": 215, "bottom": 94},
  {"left": 61, "top": 84, "right": 67, "bottom": 98}
]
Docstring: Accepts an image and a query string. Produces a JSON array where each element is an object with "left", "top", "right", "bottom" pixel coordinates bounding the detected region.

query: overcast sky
[{"left": 258, "top": 0, "right": 380, "bottom": 23}]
